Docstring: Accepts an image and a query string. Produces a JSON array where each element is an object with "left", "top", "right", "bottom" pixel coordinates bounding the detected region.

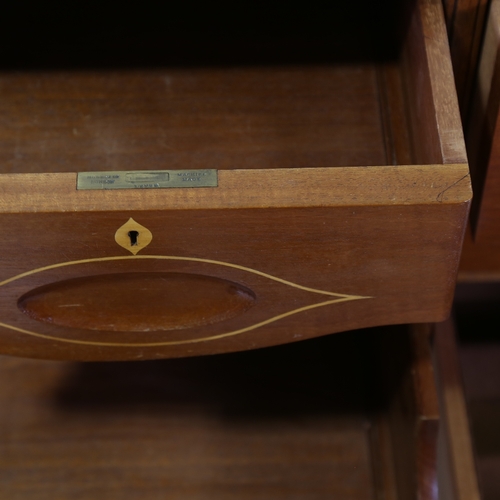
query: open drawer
[
  {"left": 0, "top": 323, "right": 479, "bottom": 498},
  {"left": 0, "top": 0, "right": 470, "bottom": 361}
]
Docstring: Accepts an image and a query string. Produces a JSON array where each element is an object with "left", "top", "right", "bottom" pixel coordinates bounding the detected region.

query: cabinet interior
[
  {"left": 0, "top": 0, "right": 445, "bottom": 175},
  {"left": 0, "top": 326, "right": 430, "bottom": 499}
]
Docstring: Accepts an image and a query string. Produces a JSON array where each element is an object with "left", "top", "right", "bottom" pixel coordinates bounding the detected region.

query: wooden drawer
[
  {"left": 0, "top": 0, "right": 470, "bottom": 361},
  {"left": 0, "top": 323, "right": 479, "bottom": 499}
]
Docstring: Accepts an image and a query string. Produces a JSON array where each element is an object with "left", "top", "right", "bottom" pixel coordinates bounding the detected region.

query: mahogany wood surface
[
  {"left": 0, "top": 326, "right": 442, "bottom": 500},
  {"left": 376, "top": 324, "right": 439, "bottom": 500},
  {"left": 0, "top": 164, "right": 471, "bottom": 214},
  {"left": 443, "top": 0, "right": 458, "bottom": 30},
  {"left": 453, "top": 292, "right": 500, "bottom": 500},
  {"left": 458, "top": 224, "right": 500, "bottom": 280},
  {"left": 404, "top": 0, "right": 467, "bottom": 165},
  {"left": 0, "top": 331, "right": 376, "bottom": 500},
  {"left": 0, "top": 0, "right": 470, "bottom": 360},
  {"left": 0, "top": 67, "right": 387, "bottom": 173},
  {"left": 433, "top": 319, "right": 481, "bottom": 500},
  {"left": 17, "top": 272, "right": 256, "bottom": 332},
  {"left": 0, "top": 205, "right": 468, "bottom": 361},
  {"left": 444, "top": 0, "right": 490, "bottom": 118},
  {"left": 464, "top": 0, "right": 500, "bottom": 239},
  {"left": 456, "top": 0, "right": 500, "bottom": 275},
  {"left": 0, "top": 2, "right": 466, "bottom": 176}
]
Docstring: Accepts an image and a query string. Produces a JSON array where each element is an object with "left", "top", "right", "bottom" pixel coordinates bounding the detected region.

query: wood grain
[
  {"left": 433, "top": 319, "right": 481, "bottom": 500},
  {"left": 464, "top": 0, "right": 500, "bottom": 238},
  {"left": 413, "top": 324, "right": 440, "bottom": 500},
  {"left": 375, "top": 324, "right": 439, "bottom": 500},
  {"left": 376, "top": 64, "right": 414, "bottom": 165},
  {"left": 457, "top": 0, "right": 500, "bottom": 274},
  {"left": 0, "top": 204, "right": 469, "bottom": 360},
  {"left": 458, "top": 224, "right": 500, "bottom": 280},
  {"left": 0, "top": 330, "right": 381, "bottom": 500},
  {"left": 0, "top": 0, "right": 470, "bottom": 360},
  {"left": 442, "top": 0, "right": 459, "bottom": 30},
  {"left": 0, "top": 323, "right": 474, "bottom": 498},
  {"left": 0, "top": 67, "right": 386, "bottom": 173},
  {"left": 0, "top": 165, "right": 471, "bottom": 214},
  {"left": 17, "top": 272, "right": 256, "bottom": 332},
  {"left": 403, "top": 0, "right": 467, "bottom": 165},
  {"left": 446, "top": 0, "right": 490, "bottom": 118}
]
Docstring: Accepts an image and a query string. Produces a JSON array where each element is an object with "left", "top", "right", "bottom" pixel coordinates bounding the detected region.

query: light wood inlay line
[
  {"left": 0, "top": 255, "right": 370, "bottom": 347},
  {"left": 0, "top": 255, "right": 369, "bottom": 299}
]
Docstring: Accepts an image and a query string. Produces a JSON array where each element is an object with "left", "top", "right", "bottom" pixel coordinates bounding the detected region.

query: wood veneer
[
  {"left": 434, "top": 318, "right": 482, "bottom": 500},
  {"left": 442, "top": 0, "right": 490, "bottom": 119},
  {"left": 0, "top": 325, "right": 445, "bottom": 500},
  {"left": 0, "top": 0, "right": 470, "bottom": 360},
  {"left": 454, "top": 0, "right": 500, "bottom": 277},
  {"left": 464, "top": 0, "right": 500, "bottom": 240}
]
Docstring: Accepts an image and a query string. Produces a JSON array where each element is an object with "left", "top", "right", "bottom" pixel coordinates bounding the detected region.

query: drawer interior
[
  {"left": 0, "top": 326, "right": 436, "bottom": 499},
  {"left": 0, "top": 0, "right": 459, "bottom": 174},
  {"left": 0, "top": 65, "right": 405, "bottom": 173}
]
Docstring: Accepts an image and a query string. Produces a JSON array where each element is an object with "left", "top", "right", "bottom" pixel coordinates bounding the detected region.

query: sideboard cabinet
[{"left": 0, "top": 1, "right": 481, "bottom": 498}]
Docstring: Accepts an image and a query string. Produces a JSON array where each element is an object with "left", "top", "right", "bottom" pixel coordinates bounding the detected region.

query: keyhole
[{"left": 128, "top": 230, "right": 139, "bottom": 246}]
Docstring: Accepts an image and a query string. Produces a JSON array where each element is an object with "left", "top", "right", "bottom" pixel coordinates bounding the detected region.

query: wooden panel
[
  {"left": 446, "top": 0, "right": 490, "bottom": 117},
  {"left": 0, "top": 67, "right": 387, "bottom": 173},
  {"left": 375, "top": 324, "right": 439, "bottom": 500},
  {"left": 458, "top": 224, "right": 500, "bottom": 280},
  {"left": 457, "top": 303, "right": 500, "bottom": 500},
  {"left": 0, "top": 325, "right": 445, "bottom": 499},
  {"left": 0, "top": 331, "right": 379, "bottom": 500},
  {"left": 403, "top": 0, "right": 467, "bottom": 165},
  {"left": 0, "top": 204, "right": 468, "bottom": 360},
  {"left": 443, "top": 0, "right": 459, "bottom": 29},
  {"left": 465, "top": 0, "right": 500, "bottom": 239},
  {"left": 17, "top": 272, "right": 256, "bottom": 332},
  {"left": 0, "top": 164, "right": 471, "bottom": 214},
  {"left": 433, "top": 319, "right": 481, "bottom": 500}
]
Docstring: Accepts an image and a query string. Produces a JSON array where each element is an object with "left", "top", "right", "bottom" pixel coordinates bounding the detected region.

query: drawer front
[{"left": 0, "top": 205, "right": 467, "bottom": 360}]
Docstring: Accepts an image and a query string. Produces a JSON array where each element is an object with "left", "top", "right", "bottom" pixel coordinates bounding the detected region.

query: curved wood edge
[
  {"left": 433, "top": 318, "right": 481, "bottom": 500},
  {"left": 0, "top": 165, "right": 471, "bottom": 213},
  {"left": 419, "top": 0, "right": 468, "bottom": 165}
]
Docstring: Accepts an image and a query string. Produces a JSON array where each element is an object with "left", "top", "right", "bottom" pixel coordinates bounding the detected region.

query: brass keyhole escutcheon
[{"left": 115, "top": 219, "right": 153, "bottom": 255}]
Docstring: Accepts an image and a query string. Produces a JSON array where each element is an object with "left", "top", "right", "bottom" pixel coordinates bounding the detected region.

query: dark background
[{"left": 0, "top": 1, "right": 412, "bottom": 69}]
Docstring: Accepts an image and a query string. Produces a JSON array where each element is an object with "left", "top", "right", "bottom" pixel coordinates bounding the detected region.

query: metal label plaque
[{"left": 77, "top": 169, "right": 218, "bottom": 190}]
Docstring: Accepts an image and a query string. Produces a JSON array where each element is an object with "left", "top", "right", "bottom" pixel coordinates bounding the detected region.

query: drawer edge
[{"left": 0, "top": 164, "right": 471, "bottom": 213}]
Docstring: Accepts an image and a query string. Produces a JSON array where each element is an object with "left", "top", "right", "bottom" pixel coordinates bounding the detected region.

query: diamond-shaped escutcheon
[{"left": 114, "top": 218, "right": 153, "bottom": 255}]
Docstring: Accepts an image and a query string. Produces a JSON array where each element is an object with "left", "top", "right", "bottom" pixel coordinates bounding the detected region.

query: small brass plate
[{"left": 77, "top": 169, "right": 218, "bottom": 190}]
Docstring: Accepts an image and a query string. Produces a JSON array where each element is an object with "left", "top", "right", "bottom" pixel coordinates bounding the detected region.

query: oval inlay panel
[{"left": 17, "top": 272, "right": 256, "bottom": 332}]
